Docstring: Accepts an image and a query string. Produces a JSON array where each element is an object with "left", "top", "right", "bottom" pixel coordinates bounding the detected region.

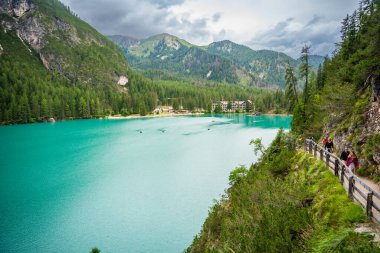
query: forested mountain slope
[
  {"left": 0, "top": 0, "right": 288, "bottom": 124},
  {"left": 109, "top": 34, "right": 324, "bottom": 88},
  {"left": 0, "top": 0, "right": 131, "bottom": 123},
  {"left": 110, "top": 33, "right": 249, "bottom": 85}
]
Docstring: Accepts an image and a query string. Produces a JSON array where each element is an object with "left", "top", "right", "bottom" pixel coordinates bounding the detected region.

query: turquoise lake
[{"left": 0, "top": 114, "right": 291, "bottom": 253}]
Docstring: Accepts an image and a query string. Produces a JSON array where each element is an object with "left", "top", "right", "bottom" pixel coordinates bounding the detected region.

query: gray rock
[
  {"left": 18, "top": 16, "right": 45, "bottom": 50},
  {"left": 374, "top": 151, "right": 380, "bottom": 165},
  {"left": 12, "top": 0, "right": 32, "bottom": 18}
]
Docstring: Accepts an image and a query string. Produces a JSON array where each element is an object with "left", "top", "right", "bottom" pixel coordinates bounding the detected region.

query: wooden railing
[{"left": 304, "top": 139, "right": 380, "bottom": 223}]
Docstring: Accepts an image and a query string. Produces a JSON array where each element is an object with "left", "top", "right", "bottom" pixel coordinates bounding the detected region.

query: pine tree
[
  {"left": 340, "top": 14, "right": 350, "bottom": 40},
  {"left": 285, "top": 64, "right": 298, "bottom": 113},
  {"left": 299, "top": 45, "right": 311, "bottom": 104},
  {"left": 41, "top": 97, "right": 49, "bottom": 119},
  {"left": 316, "top": 64, "right": 323, "bottom": 91},
  {"left": 78, "top": 96, "right": 88, "bottom": 117}
]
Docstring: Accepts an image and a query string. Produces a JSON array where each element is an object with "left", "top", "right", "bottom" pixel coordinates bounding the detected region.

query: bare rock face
[
  {"left": 362, "top": 97, "right": 380, "bottom": 141},
  {"left": 12, "top": 0, "right": 33, "bottom": 17},
  {"left": 117, "top": 76, "right": 128, "bottom": 86},
  {"left": 39, "top": 53, "right": 50, "bottom": 70},
  {"left": 18, "top": 16, "right": 45, "bottom": 50}
]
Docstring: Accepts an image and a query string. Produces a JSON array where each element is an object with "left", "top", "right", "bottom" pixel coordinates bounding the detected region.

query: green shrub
[
  {"left": 356, "top": 165, "right": 376, "bottom": 177},
  {"left": 91, "top": 248, "right": 100, "bottom": 253},
  {"left": 363, "top": 134, "right": 380, "bottom": 162},
  {"left": 228, "top": 166, "right": 248, "bottom": 186},
  {"left": 311, "top": 229, "right": 380, "bottom": 253}
]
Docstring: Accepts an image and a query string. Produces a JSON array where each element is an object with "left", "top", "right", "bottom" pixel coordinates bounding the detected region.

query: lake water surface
[{"left": 0, "top": 114, "right": 291, "bottom": 253}]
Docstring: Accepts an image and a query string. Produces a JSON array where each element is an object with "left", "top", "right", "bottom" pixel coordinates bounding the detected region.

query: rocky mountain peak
[
  {"left": 162, "top": 35, "right": 181, "bottom": 50},
  {"left": 209, "top": 40, "right": 234, "bottom": 53}
]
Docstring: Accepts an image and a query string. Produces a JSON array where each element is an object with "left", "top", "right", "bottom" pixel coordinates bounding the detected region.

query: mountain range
[{"left": 109, "top": 34, "right": 325, "bottom": 88}]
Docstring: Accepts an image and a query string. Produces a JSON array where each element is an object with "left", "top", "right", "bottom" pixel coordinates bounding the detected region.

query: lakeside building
[
  {"left": 153, "top": 106, "right": 174, "bottom": 114},
  {"left": 212, "top": 100, "right": 253, "bottom": 112}
]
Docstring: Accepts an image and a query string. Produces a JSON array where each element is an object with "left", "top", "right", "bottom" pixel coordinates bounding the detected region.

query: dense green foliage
[
  {"left": 289, "top": 0, "right": 380, "bottom": 179},
  {"left": 186, "top": 131, "right": 378, "bottom": 252},
  {"left": 291, "top": 0, "right": 380, "bottom": 138}
]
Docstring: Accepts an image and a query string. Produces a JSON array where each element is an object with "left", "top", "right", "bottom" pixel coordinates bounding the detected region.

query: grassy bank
[{"left": 186, "top": 130, "right": 379, "bottom": 252}]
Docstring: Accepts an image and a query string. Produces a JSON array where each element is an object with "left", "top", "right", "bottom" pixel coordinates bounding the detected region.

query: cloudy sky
[{"left": 60, "top": 0, "right": 358, "bottom": 58}]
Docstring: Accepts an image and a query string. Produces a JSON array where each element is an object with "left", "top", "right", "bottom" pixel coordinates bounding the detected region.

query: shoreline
[
  {"left": 106, "top": 112, "right": 292, "bottom": 120},
  {"left": 0, "top": 112, "right": 292, "bottom": 126},
  {"left": 106, "top": 112, "right": 204, "bottom": 120},
  {"left": 261, "top": 113, "right": 292, "bottom": 116}
]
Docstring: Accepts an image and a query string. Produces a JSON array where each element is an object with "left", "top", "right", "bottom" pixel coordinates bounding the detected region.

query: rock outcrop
[
  {"left": 117, "top": 76, "right": 128, "bottom": 86},
  {"left": 0, "top": 0, "right": 34, "bottom": 17},
  {"left": 12, "top": 0, "right": 33, "bottom": 17},
  {"left": 18, "top": 16, "right": 45, "bottom": 50},
  {"left": 331, "top": 83, "right": 380, "bottom": 174}
]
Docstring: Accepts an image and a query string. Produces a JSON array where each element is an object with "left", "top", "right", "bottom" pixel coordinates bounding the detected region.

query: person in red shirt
[
  {"left": 346, "top": 151, "right": 359, "bottom": 173},
  {"left": 322, "top": 135, "right": 329, "bottom": 146}
]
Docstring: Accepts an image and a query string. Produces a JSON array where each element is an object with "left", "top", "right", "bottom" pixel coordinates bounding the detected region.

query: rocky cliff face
[
  {"left": 331, "top": 85, "right": 380, "bottom": 174},
  {"left": 0, "top": 0, "right": 129, "bottom": 88}
]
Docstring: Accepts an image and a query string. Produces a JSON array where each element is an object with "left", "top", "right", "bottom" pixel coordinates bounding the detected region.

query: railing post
[
  {"left": 320, "top": 149, "right": 324, "bottom": 161},
  {"left": 309, "top": 141, "right": 312, "bottom": 153},
  {"left": 334, "top": 159, "right": 339, "bottom": 176},
  {"left": 348, "top": 176, "right": 354, "bottom": 199},
  {"left": 314, "top": 144, "right": 317, "bottom": 157},
  {"left": 366, "top": 192, "right": 373, "bottom": 217},
  {"left": 340, "top": 166, "right": 345, "bottom": 185},
  {"left": 326, "top": 153, "right": 330, "bottom": 167}
]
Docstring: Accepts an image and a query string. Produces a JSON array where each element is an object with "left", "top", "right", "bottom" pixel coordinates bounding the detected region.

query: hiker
[
  {"left": 325, "top": 138, "right": 334, "bottom": 153},
  {"left": 346, "top": 151, "right": 360, "bottom": 173},
  {"left": 340, "top": 146, "right": 350, "bottom": 161},
  {"left": 322, "top": 135, "right": 329, "bottom": 146}
]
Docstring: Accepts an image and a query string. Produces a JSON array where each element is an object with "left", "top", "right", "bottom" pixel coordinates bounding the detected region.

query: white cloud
[{"left": 60, "top": 0, "right": 359, "bottom": 57}]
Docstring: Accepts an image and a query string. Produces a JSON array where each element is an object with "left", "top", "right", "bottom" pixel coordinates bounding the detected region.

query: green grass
[{"left": 186, "top": 131, "right": 377, "bottom": 253}]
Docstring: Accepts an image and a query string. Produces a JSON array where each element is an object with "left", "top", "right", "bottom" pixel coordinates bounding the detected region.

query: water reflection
[{"left": 199, "top": 114, "right": 292, "bottom": 129}]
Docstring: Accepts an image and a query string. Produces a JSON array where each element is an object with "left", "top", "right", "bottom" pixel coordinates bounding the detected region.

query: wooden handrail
[{"left": 304, "top": 139, "right": 380, "bottom": 223}]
